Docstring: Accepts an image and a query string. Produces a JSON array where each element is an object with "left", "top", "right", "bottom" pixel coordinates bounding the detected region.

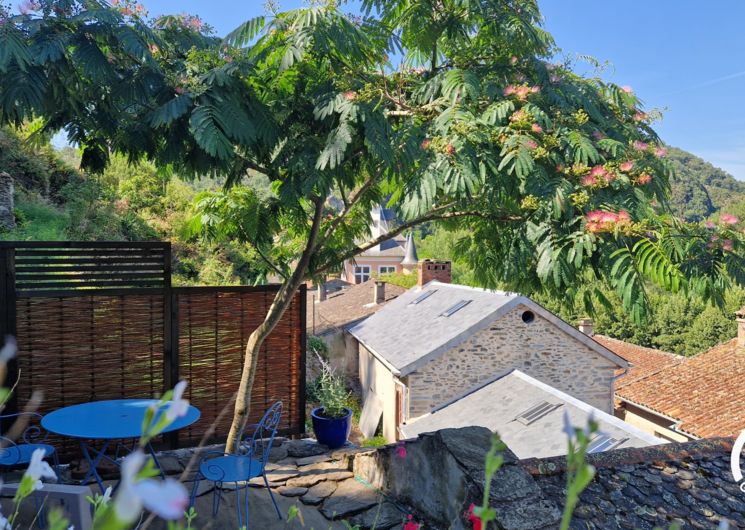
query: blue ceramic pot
[{"left": 311, "top": 406, "right": 352, "bottom": 449}]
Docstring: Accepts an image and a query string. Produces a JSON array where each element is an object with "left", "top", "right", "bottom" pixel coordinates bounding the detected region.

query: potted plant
[{"left": 310, "top": 364, "right": 352, "bottom": 449}]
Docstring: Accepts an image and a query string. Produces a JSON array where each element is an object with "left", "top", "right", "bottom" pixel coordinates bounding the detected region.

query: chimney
[
  {"left": 417, "top": 259, "right": 452, "bottom": 287},
  {"left": 736, "top": 307, "right": 745, "bottom": 349},
  {"left": 578, "top": 318, "right": 594, "bottom": 337},
  {"left": 373, "top": 281, "right": 386, "bottom": 305},
  {"left": 316, "top": 283, "right": 327, "bottom": 303}
]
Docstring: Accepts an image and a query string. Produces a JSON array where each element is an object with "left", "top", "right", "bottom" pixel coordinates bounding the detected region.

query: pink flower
[
  {"left": 343, "top": 91, "right": 357, "bottom": 101},
  {"left": 396, "top": 444, "right": 407, "bottom": 458},
  {"left": 586, "top": 211, "right": 605, "bottom": 222},
  {"left": 619, "top": 160, "right": 634, "bottom": 172},
  {"left": 530, "top": 85, "right": 541, "bottom": 94},
  {"left": 509, "top": 109, "right": 527, "bottom": 122},
  {"left": 654, "top": 146, "right": 667, "bottom": 158},
  {"left": 531, "top": 123, "right": 543, "bottom": 134},
  {"left": 633, "top": 111, "right": 647, "bottom": 122},
  {"left": 723, "top": 240, "right": 734, "bottom": 251},
  {"left": 720, "top": 213, "right": 739, "bottom": 225},
  {"left": 420, "top": 138, "right": 431, "bottom": 150},
  {"left": 525, "top": 139, "right": 538, "bottom": 150},
  {"left": 515, "top": 86, "right": 531, "bottom": 99},
  {"left": 503, "top": 85, "right": 515, "bottom": 96},
  {"left": 516, "top": 73, "right": 526, "bottom": 82},
  {"left": 403, "top": 515, "right": 421, "bottom": 530},
  {"left": 445, "top": 144, "right": 456, "bottom": 157},
  {"left": 590, "top": 165, "right": 606, "bottom": 178},
  {"left": 466, "top": 504, "right": 483, "bottom": 530},
  {"left": 633, "top": 140, "right": 648, "bottom": 151},
  {"left": 705, "top": 221, "right": 716, "bottom": 229},
  {"left": 621, "top": 85, "right": 633, "bottom": 94},
  {"left": 600, "top": 211, "right": 619, "bottom": 223},
  {"left": 617, "top": 210, "right": 631, "bottom": 221},
  {"left": 555, "top": 164, "right": 565, "bottom": 172},
  {"left": 581, "top": 175, "right": 597, "bottom": 186},
  {"left": 510, "top": 55, "right": 518, "bottom": 65},
  {"left": 637, "top": 173, "right": 652, "bottom": 185},
  {"left": 174, "top": 86, "right": 185, "bottom": 95},
  {"left": 549, "top": 74, "right": 561, "bottom": 84},
  {"left": 604, "top": 171, "right": 617, "bottom": 183}
]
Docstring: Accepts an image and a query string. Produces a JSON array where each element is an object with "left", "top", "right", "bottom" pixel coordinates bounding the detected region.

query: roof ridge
[{"left": 595, "top": 335, "right": 682, "bottom": 359}]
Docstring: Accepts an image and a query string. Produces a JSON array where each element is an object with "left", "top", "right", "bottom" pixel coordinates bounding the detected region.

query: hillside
[{"left": 666, "top": 146, "right": 745, "bottom": 221}]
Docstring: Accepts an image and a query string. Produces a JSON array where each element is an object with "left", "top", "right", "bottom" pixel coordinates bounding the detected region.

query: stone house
[{"left": 348, "top": 260, "right": 629, "bottom": 441}]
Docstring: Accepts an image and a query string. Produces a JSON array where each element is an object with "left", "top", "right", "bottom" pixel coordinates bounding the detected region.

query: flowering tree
[{"left": 2, "top": 0, "right": 744, "bottom": 451}]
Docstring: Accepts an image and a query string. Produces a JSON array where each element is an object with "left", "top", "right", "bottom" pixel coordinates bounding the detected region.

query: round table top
[{"left": 41, "top": 399, "right": 201, "bottom": 440}]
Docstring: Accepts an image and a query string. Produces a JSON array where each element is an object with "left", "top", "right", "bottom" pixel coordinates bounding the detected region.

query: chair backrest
[
  {"left": 0, "top": 412, "right": 46, "bottom": 443},
  {"left": 241, "top": 401, "right": 282, "bottom": 470}
]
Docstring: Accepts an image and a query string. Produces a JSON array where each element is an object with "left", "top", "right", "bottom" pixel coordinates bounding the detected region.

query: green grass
[
  {"left": 1, "top": 197, "right": 69, "bottom": 240},
  {"left": 361, "top": 435, "right": 388, "bottom": 448}
]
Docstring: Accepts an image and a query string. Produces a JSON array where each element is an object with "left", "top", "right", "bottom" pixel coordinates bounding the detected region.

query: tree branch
[{"left": 311, "top": 205, "right": 522, "bottom": 276}]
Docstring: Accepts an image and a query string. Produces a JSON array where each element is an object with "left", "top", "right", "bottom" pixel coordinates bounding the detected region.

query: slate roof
[
  {"left": 400, "top": 369, "right": 663, "bottom": 459},
  {"left": 522, "top": 437, "right": 745, "bottom": 529},
  {"left": 308, "top": 280, "right": 406, "bottom": 336},
  {"left": 593, "top": 335, "right": 684, "bottom": 389},
  {"left": 617, "top": 338, "right": 745, "bottom": 438},
  {"left": 348, "top": 282, "right": 627, "bottom": 375},
  {"left": 359, "top": 235, "right": 406, "bottom": 257}
]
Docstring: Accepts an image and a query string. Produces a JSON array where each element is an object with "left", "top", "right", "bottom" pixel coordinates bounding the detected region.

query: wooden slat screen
[
  {"left": 1, "top": 242, "right": 306, "bottom": 459},
  {"left": 175, "top": 287, "right": 305, "bottom": 446}
]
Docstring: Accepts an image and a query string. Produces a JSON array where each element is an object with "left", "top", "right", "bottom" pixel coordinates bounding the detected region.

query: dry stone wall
[
  {"left": 0, "top": 172, "right": 14, "bottom": 230},
  {"left": 407, "top": 304, "right": 617, "bottom": 417}
]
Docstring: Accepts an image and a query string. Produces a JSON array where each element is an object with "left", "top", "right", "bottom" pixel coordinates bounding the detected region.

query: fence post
[
  {"left": 0, "top": 246, "right": 18, "bottom": 416},
  {"left": 162, "top": 243, "right": 179, "bottom": 448},
  {"left": 299, "top": 284, "right": 307, "bottom": 436}
]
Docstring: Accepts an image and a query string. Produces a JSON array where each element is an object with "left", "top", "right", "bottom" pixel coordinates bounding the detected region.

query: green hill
[{"left": 666, "top": 146, "right": 745, "bottom": 221}]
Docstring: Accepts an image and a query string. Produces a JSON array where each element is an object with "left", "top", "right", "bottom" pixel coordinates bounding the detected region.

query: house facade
[{"left": 350, "top": 260, "right": 629, "bottom": 441}]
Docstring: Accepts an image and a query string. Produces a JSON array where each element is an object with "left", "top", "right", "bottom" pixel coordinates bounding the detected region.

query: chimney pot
[
  {"left": 578, "top": 318, "right": 594, "bottom": 337},
  {"left": 736, "top": 307, "right": 745, "bottom": 349},
  {"left": 316, "top": 283, "right": 327, "bottom": 303},
  {"left": 417, "top": 259, "right": 452, "bottom": 287},
  {"left": 374, "top": 281, "right": 386, "bottom": 305}
]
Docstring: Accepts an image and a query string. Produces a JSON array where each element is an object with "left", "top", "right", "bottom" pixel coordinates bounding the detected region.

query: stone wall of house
[
  {"left": 406, "top": 304, "right": 617, "bottom": 417},
  {"left": 0, "top": 172, "right": 14, "bottom": 231},
  {"left": 359, "top": 343, "right": 399, "bottom": 440}
]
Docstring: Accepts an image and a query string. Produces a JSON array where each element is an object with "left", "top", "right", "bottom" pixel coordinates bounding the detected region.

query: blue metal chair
[
  {"left": 0, "top": 412, "right": 58, "bottom": 471},
  {"left": 190, "top": 401, "right": 283, "bottom": 528}
]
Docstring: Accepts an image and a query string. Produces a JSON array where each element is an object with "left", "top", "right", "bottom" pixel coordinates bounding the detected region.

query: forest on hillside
[{"left": 2, "top": 126, "right": 744, "bottom": 356}]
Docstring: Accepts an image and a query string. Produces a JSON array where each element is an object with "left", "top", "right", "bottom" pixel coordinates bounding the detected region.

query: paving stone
[
  {"left": 285, "top": 474, "right": 328, "bottom": 488},
  {"left": 189, "top": 480, "right": 215, "bottom": 497},
  {"left": 348, "top": 501, "right": 407, "bottom": 530},
  {"left": 267, "top": 444, "right": 289, "bottom": 462},
  {"left": 300, "top": 480, "right": 338, "bottom": 505},
  {"left": 156, "top": 455, "right": 184, "bottom": 475},
  {"left": 286, "top": 439, "right": 329, "bottom": 458},
  {"left": 296, "top": 454, "right": 331, "bottom": 466},
  {"left": 300, "top": 462, "right": 341, "bottom": 474},
  {"left": 277, "top": 486, "right": 308, "bottom": 497},
  {"left": 276, "top": 457, "right": 297, "bottom": 466},
  {"left": 264, "top": 465, "right": 300, "bottom": 482},
  {"left": 320, "top": 478, "right": 380, "bottom": 520}
]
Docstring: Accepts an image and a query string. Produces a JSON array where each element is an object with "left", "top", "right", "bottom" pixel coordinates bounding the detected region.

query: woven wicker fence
[{"left": 0, "top": 242, "right": 306, "bottom": 458}]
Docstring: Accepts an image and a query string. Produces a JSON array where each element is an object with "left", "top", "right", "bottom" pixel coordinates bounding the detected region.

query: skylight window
[
  {"left": 587, "top": 435, "right": 627, "bottom": 454},
  {"left": 515, "top": 401, "right": 562, "bottom": 425},
  {"left": 410, "top": 289, "right": 437, "bottom": 305},
  {"left": 440, "top": 299, "right": 472, "bottom": 317}
]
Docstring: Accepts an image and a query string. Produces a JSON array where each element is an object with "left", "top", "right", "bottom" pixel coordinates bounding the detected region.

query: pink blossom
[
  {"left": 503, "top": 85, "right": 515, "bottom": 96},
  {"left": 510, "top": 55, "right": 518, "bottom": 65},
  {"left": 396, "top": 444, "right": 407, "bottom": 458},
  {"left": 515, "top": 86, "right": 531, "bottom": 99},
  {"left": 516, "top": 73, "right": 526, "bottom": 82},
  {"left": 621, "top": 85, "right": 633, "bottom": 94},
  {"left": 403, "top": 515, "right": 421, "bottom": 530},
  {"left": 445, "top": 144, "right": 456, "bottom": 157},
  {"left": 723, "top": 240, "right": 734, "bottom": 251},
  {"left": 530, "top": 85, "right": 541, "bottom": 94},
  {"left": 633, "top": 140, "right": 648, "bottom": 151},
  {"left": 555, "top": 164, "right": 565, "bottom": 172},
  {"left": 525, "top": 139, "right": 538, "bottom": 150},
  {"left": 581, "top": 175, "right": 597, "bottom": 186},
  {"left": 600, "top": 211, "right": 619, "bottom": 223},
  {"left": 466, "top": 504, "right": 483, "bottom": 530},
  {"left": 617, "top": 210, "right": 631, "bottom": 221},
  {"left": 420, "top": 138, "right": 431, "bottom": 150},
  {"left": 637, "top": 173, "right": 652, "bottom": 185},
  {"left": 654, "top": 146, "right": 667, "bottom": 158},
  {"left": 604, "top": 171, "right": 617, "bottom": 182},
  {"left": 188, "top": 17, "right": 202, "bottom": 30},
  {"left": 633, "top": 111, "right": 647, "bottom": 122},
  {"left": 720, "top": 213, "right": 739, "bottom": 225},
  {"left": 586, "top": 211, "right": 605, "bottom": 222},
  {"left": 531, "top": 123, "right": 543, "bottom": 134},
  {"left": 509, "top": 109, "right": 527, "bottom": 122},
  {"left": 590, "top": 165, "right": 606, "bottom": 178},
  {"left": 619, "top": 160, "right": 634, "bottom": 172},
  {"left": 704, "top": 221, "right": 716, "bottom": 229},
  {"left": 549, "top": 74, "right": 561, "bottom": 84},
  {"left": 174, "top": 86, "right": 185, "bottom": 95},
  {"left": 343, "top": 90, "right": 357, "bottom": 101}
]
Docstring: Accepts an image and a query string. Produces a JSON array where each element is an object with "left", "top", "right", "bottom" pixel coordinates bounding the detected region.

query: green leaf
[{"left": 150, "top": 95, "right": 193, "bottom": 127}]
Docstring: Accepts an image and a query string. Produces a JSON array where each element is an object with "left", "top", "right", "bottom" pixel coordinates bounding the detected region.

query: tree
[{"left": 3, "top": 0, "right": 745, "bottom": 451}]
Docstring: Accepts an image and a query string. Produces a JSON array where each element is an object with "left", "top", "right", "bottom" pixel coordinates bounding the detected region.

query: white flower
[
  {"left": 25, "top": 448, "right": 56, "bottom": 490},
  {"left": 562, "top": 410, "right": 575, "bottom": 439},
  {"left": 101, "top": 485, "right": 112, "bottom": 504},
  {"left": 0, "top": 336, "right": 16, "bottom": 364},
  {"left": 113, "top": 450, "right": 189, "bottom": 522},
  {"left": 165, "top": 380, "right": 189, "bottom": 421},
  {"left": 0, "top": 513, "right": 10, "bottom": 530},
  {"left": 135, "top": 479, "right": 189, "bottom": 520}
]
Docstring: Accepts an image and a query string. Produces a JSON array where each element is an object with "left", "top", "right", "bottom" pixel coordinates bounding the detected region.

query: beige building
[{"left": 349, "top": 261, "right": 629, "bottom": 441}]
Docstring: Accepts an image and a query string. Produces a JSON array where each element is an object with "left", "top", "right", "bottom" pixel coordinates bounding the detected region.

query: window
[
  {"left": 587, "top": 435, "right": 627, "bottom": 454},
  {"left": 410, "top": 290, "right": 437, "bottom": 305},
  {"left": 379, "top": 265, "right": 396, "bottom": 275},
  {"left": 515, "top": 401, "right": 562, "bottom": 425},
  {"left": 440, "top": 299, "right": 472, "bottom": 317},
  {"left": 354, "top": 265, "right": 371, "bottom": 284}
]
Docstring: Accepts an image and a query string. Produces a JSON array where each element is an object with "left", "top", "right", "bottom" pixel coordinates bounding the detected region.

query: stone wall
[
  {"left": 407, "top": 304, "right": 617, "bottom": 417},
  {"left": 358, "top": 343, "right": 399, "bottom": 440},
  {"left": 0, "top": 172, "right": 14, "bottom": 231}
]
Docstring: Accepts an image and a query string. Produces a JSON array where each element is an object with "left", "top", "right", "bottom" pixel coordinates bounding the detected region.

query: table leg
[
  {"left": 146, "top": 442, "right": 166, "bottom": 479},
  {"left": 79, "top": 440, "right": 111, "bottom": 493}
]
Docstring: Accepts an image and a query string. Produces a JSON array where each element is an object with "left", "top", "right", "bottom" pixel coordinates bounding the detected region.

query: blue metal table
[{"left": 42, "top": 399, "right": 200, "bottom": 491}]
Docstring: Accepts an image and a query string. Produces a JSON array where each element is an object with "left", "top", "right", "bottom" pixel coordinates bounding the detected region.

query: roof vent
[
  {"left": 515, "top": 401, "right": 562, "bottom": 425},
  {"left": 440, "top": 299, "right": 471, "bottom": 317},
  {"left": 410, "top": 289, "right": 437, "bottom": 305},
  {"left": 587, "top": 435, "right": 627, "bottom": 454}
]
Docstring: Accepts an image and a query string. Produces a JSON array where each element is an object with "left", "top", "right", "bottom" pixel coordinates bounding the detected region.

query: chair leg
[
  {"left": 189, "top": 473, "right": 202, "bottom": 509},
  {"left": 244, "top": 483, "right": 250, "bottom": 530},
  {"left": 263, "top": 473, "right": 282, "bottom": 520},
  {"left": 212, "top": 483, "right": 222, "bottom": 517},
  {"left": 234, "top": 485, "right": 242, "bottom": 529}
]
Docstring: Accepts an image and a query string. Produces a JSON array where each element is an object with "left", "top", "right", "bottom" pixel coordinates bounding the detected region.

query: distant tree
[{"left": 4, "top": 0, "right": 745, "bottom": 451}]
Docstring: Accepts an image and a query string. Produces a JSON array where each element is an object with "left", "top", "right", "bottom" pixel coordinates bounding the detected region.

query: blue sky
[{"left": 134, "top": 1, "right": 745, "bottom": 179}]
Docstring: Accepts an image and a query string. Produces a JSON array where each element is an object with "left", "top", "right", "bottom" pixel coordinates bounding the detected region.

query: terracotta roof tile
[
  {"left": 593, "top": 335, "right": 683, "bottom": 388},
  {"left": 616, "top": 338, "right": 745, "bottom": 438},
  {"left": 307, "top": 280, "right": 406, "bottom": 336}
]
